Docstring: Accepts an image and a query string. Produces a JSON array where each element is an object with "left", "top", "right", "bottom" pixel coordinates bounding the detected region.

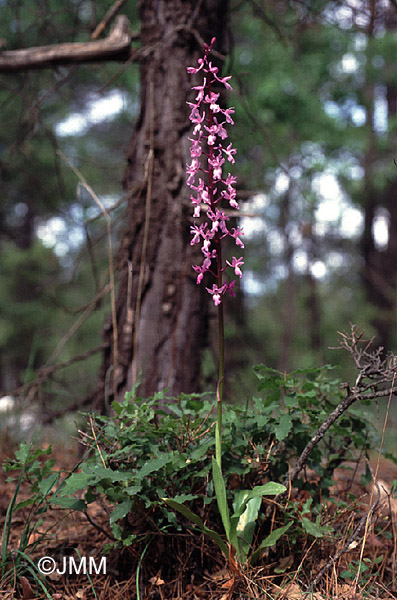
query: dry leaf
[
  {"left": 220, "top": 577, "right": 234, "bottom": 589},
  {"left": 207, "top": 566, "right": 229, "bottom": 582},
  {"left": 274, "top": 554, "right": 294, "bottom": 573},
  {"left": 149, "top": 575, "right": 165, "bottom": 585},
  {"left": 20, "top": 576, "right": 35, "bottom": 599},
  {"left": 277, "top": 583, "right": 325, "bottom": 600}
]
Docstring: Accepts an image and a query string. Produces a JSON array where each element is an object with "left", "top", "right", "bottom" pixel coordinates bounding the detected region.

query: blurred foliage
[
  {"left": 0, "top": 0, "right": 140, "bottom": 402},
  {"left": 0, "top": 0, "right": 397, "bottom": 438}
]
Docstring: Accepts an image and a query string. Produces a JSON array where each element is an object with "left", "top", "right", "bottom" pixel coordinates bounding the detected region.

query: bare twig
[
  {"left": 265, "top": 326, "right": 397, "bottom": 527},
  {"left": 14, "top": 344, "right": 105, "bottom": 394},
  {"left": 90, "top": 415, "right": 106, "bottom": 468},
  {"left": 353, "top": 371, "right": 395, "bottom": 588},
  {"left": 306, "top": 486, "right": 381, "bottom": 593},
  {"left": 83, "top": 510, "right": 115, "bottom": 541},
  {"left": 91, "top": 0, "right": 129, "bottom": 40},
  {"left": 57, "top": 151, "right": 119, "bottom": 401},
  {"left": 131, "top": 80, "right": 155, "bottom": 386},
  {"left": 282, "top": 385, "right": 397, "bottom": 491},
  {"left": 45, "top": 282, "right": 111, "bottom": 366}
]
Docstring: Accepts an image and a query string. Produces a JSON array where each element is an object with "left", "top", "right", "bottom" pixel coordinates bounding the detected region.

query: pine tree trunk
[{"left": 96, "top": 0, "right": 229, "bottom": 404}]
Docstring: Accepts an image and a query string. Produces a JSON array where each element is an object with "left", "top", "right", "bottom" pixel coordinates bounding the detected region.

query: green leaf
[
  {"left": 138, "top": 456, "right": 170, "bottom": 478},
  {"left": 88, "top": 465, "right": 131, "bottom": 483},
  {"left": 162, "top": 498, "right": 228, "bottom": 557},
  {"left": 236, "top": 496, "right": 262, "bottom": 536},
  {"left": 125, "top": 484, "right": 142, "bottom": 497},
  {"left": 248, "top": 482, "right": 286, "bottom": 497},
  {"left": 38, "top": 473, "right": 60, "bottom": 497},
  {"left": 235, "top": 496, "right": 262, "bottom": 562},
  {"left": 260, "top": 521, "right": 293, "bottom": 548},
  {"left": 232, "top": 489, "right": 250, "bottom": 519},
  {"left": 14, "top": 497, "right": 37, "bottom": 510},
  {"left": 51, "top": 497, "right": 87, "bottom": 510},
  {"left": 229, "top": 482, "right": 285, "bottom": 561},
  {"left": 212, "top": 458, "right": 231, "bottom": 541},
  {"left": 172, "top": 493, "right": 198, "bottom": 503},
  {"left": 301, "top": 516, "right": 327, "bottom": 538},
  {"left": 162, "top": 498, "right": 205, "bottom": 529},
  {"left": 274, "top": 414, "right": 293, "bottom": 442},
  {"left": 110, "top": 500, "right": 133, "bottom": 524},
  {"left": 14, "top": 442, "right": 31, "bottom": 464},
  {"left": 54, "top": 471, "right": 92, "bottom": 495}
]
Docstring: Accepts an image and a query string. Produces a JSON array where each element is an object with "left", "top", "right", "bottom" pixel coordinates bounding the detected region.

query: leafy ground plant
[
  {"left": 1, "top": 443, "right": 60, "bottom": 596},
  {"left": 4, "top": 333, "right": 397, "bottom": 597},
  {"left": 0, "top": 442, "right": 88, "bottom": 597},
  {"left": 52, "top": 361, "right": 380, "bottom": 563}
]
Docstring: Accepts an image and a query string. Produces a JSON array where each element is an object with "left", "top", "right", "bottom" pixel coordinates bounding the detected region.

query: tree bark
[{"left": 97, "top": 0, "right": 229, "bottom": 404}]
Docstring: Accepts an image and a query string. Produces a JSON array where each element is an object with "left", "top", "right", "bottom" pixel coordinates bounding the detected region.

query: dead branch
[
  {"left": 284, "top": 326, "right": 397, "bottom": 487},
  {"left": 0, "top": 15, "right": 136, "bottom": 72},
  {"left": 262, "top": 325, "right": 397, "bottom": 525},
  {"left": 11, "top": 344, "right": 106, "bottom": 399}
]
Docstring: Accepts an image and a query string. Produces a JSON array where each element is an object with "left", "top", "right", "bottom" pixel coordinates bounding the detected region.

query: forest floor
[{"left": 1, "top": 437, "right": 397, "bottom": 600}]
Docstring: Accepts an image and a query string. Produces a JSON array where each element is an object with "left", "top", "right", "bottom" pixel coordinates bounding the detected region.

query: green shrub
[{"left": 51, "top": 365, "right": 377, "bottom": 557}]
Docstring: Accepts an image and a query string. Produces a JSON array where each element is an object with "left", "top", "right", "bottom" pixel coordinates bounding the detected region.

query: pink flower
[
  {"left": 186, "top": 57, "right": 205, "bottom": 74},
  {"left": 186, "top": 38, "right": 243, "bottom": 304},
  {"left": 205, "top": 119, "right": 227, "bottom": 141},
  {"left": 193, "top": 257, "right": 212, "bottom": 284},
  {"left": 230, "top": 227, "right": 244, "bottom": 248},
  {"left": 206, "top": 284, "right": 226, "bottom": 306},
  {"left": 208, "top": 155, "right": 225, "bottom": 180},
  {"left": 189, "top": 136, "right": 202, "bottom": 158},
  {"left": 190, "top": 223, "right": 206, "bottom": 245},
  {"left": 221, "top": 186, "right": 238, "bottom": 209},
  {"left": 215, "top": 75, "right": 232, "bottom": 90},
  {"left": 186, "top": 158, "right": 200, "bottom": 186},
  {"left": 225, "top": 173, "right": 237, "bottom": 187},
  {"left": 188, "top": 106, "right": 205, "bottom": 135},
  {"left": 222, "top": 143, "right": 236, "bottom": 164},
  {"left": 207, "top": 208, "right": 229, "bottom": 234},
  {"left": 205, "top": 92, "right": 220, "bottom": 113},
  {"left": 221, "top": 107, "right": 235, "bottom": 124},
  {"left": 226, "top": 280, "right": 236, "bottom": 297},
  {"left": 193, "top": 80, "right": 207, "bottom": 103},
  {"left": 226, "top": 257, "right": 244, "bottom": 278}
]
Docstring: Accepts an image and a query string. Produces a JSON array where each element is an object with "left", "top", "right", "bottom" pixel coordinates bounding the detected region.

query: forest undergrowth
[{"left": 1, "top": 327, "right": 397, "bottom": 600}]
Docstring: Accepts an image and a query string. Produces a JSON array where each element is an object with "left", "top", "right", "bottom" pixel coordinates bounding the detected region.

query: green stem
[
  {"left": 215, "top": 238, "right": 224, "bottom": 471},
  {"left": 206, "top": 72, "right": 224, "bottom": 472},
  {"left": 215, "top": 301, "right": 224, "bottom": 471}
]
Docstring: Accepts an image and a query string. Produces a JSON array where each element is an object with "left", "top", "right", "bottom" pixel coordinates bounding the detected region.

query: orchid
[
  {"left": 164, "top": 41, "right": 284, "bottom": 563},
  {"left": 186, "top": 37, "right": 244, "bottom": 483},
  {"left": 186, "top": 36, "right": 243, "bottom": 306},
  {"left": 226, "top": 256, "right": 244, "bottom": 278}
]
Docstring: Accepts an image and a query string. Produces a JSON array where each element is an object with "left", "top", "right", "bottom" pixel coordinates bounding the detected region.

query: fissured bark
[{"left": 97, "top": 0, "right": 229, "bottom": 404}]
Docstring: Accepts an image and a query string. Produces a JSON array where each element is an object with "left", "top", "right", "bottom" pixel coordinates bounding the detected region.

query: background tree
[
  {"left": 1, "top": 0, "right": 397, "bottom": 429},
  {"left": 0, "top": 0, "right": 138, "bottom": 402},
  {"left": 0, "top": 0, "right": 230, "bottom": 410},
  {"left": 96, "top": 0, "right": 230, "bottom": 404}
]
